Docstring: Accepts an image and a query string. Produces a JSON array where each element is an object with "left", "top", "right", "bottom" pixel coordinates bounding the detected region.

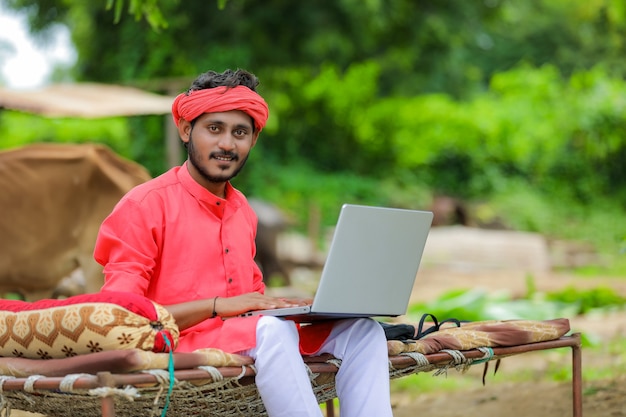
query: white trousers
[{"left": 240, "top": 316, "right": 393, "bottom": 417}]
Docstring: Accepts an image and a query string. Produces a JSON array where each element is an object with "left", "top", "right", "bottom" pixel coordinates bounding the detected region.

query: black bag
[
  {"left": 379, "top": 313, "right": 464, "bottom": 342},
  {"left": 379, "top": 322, "right": 416, "bottom": 341}
]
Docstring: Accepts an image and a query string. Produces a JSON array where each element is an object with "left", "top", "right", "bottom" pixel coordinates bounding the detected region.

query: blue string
[
  {"left": 160, "top": 333, "right": 175, "bottom": 417},
  {"left": 471, "top": 347, "right": 494, "bottom": 364}
]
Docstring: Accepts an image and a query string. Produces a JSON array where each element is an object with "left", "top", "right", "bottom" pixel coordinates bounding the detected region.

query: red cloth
[
  {"left": 0, "top": 291, "right": 158, "bottom": 319},
  {"left": 298, "top": 322, "right": 336, "bottom": 355},
  {"left": 172, "top": 86, "right": 269, "bottom": 132}
]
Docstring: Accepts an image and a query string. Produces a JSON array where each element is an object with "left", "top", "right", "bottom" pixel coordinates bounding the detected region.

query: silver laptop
[{"left": 242, "top": 204, "right": 433, "bottom": 322}]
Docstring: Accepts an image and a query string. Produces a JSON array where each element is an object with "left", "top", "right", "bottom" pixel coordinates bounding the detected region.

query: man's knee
[
  {"left": 257, "top": 316, "right": 299, "bottom": 340},
  {"left": 349, "top": 318, "right": 385, "bottom": 339}
]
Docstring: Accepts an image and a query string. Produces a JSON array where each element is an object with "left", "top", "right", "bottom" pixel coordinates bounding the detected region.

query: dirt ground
[
  {"left": 392, "top": 376, "right": 626, "bottom": 417},
  {"left": 389, "top": 266, "right": 626, "bottom": 417}
]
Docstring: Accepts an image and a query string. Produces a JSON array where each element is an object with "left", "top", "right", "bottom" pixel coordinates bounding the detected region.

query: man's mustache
[{"left": 210, "top": 151, "right": 239, "bottom": 161}]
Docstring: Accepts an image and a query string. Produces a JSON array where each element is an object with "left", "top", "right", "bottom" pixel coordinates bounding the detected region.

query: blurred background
[
  {"left": 1, "top": 1, "right": 625, "bottom": 413},
  {"left": 1, "top": 0, "right": 625, "bottom": 263},
  {"left": 2, "top": 0, "right": 626, "bottom": 326}
]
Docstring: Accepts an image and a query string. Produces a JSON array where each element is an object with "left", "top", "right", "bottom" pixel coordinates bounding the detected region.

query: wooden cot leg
[
  {"left": 571, "top": 342, "right": 583, "bottom": 417},
  {"left": 325, "top": 399, "right": 335, "bottom": 417},
  {"left": 97, "top": 372, "right": 117, "bottom": 417},
  {"left": 101, "top": 395, "right": 116, "bottom": 417}
]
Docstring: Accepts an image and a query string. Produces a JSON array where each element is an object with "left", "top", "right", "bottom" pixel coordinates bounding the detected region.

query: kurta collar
[{"left": 176, "top": 162, "right": 244, "bottom": 216}]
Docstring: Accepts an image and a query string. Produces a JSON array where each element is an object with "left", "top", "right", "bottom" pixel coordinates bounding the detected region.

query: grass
[
  {"left": 404, "top": 281, "right": 626, "bottom": 323},
  {"left": 570, "top": 259, "right": 626, "bottom": 278}
]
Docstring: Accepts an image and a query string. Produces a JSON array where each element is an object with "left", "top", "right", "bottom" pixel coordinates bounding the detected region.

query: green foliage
[
  {"left": 259, "top": 61, "right": 626, "bottom": 205},
  {"left": 0, "top": 111, "right": 164, "bottom": 173},
  {"left": 125, "top": 115, "right": 170, "bottom": 175},
  {"left": 407, "top": 285, "right": 625, "bottom": 324},
  {"left": 545, "top": 286, "right": 626, "bottom": 315},
  {"left": 394, "top": 65, "right": 626, "bottom": 199},
  {"left": 0, "top": 111, "right": 131, "bottom": 154},
  {"left": 235, "top": 154, "right": 431, "bottom": 237},
  {"left": 7, "top": 0, "right": 626, "bottom": 91},
  {"left": 105, "top": 0, "right": 169, "bottom": 30},
  {"left": 255, "top": 61, "right": 626, "bottom": 205},
  {"left": 3, "top": 0, "right": 626, "bottom": 260},
  {"left": 2, "top": 292, "right": 23, "bottom": 300}
]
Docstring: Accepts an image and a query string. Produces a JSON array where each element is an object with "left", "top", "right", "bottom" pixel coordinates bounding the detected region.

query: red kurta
[{"left": 95, "top": 163, "right": 287, "bottom": 353}]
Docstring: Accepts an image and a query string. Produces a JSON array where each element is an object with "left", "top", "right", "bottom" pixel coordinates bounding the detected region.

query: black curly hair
[{"left": 187, "top": 69, "right": 259, "bottom": 93}]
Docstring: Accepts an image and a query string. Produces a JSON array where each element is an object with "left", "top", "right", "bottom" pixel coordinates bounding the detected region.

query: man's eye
[{"left": 234, "top": 129, "right": 247, "bottom": 137}]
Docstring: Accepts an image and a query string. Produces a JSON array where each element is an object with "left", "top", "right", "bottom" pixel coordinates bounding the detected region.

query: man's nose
[{"left": 218, "top": 134, "right": 236, "bottom": 150}]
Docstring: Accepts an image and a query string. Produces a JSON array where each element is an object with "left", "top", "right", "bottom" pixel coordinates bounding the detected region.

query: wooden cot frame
[{"left": 0, "top": 333, "right": 582, "bottom": 417}]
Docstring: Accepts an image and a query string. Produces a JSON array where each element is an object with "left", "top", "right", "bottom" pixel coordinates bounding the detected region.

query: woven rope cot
[{"left": 0, "top": 334, "right": 582, "bottom": 417}]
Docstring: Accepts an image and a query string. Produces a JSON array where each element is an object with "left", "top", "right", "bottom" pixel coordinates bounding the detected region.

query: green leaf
[{"left": 114, "top": 0, "right": 124, "bottom": 24}]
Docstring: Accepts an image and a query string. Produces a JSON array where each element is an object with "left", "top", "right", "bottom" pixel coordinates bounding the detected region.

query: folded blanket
[
  {"left": 387, "top": 318, "right": 570, "bottom": 355},
  {"left": 0, "top": 292, "right": 179, "bottom": 359}
]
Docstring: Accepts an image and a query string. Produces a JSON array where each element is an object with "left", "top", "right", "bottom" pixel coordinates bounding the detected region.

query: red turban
[{"left": 171, "top": 86, "right": 269, "bottom": 132}]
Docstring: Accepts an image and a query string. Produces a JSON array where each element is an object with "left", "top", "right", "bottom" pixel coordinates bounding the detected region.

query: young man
[{"left": 94, "top": 69, "right": 393, "bottom": 417}]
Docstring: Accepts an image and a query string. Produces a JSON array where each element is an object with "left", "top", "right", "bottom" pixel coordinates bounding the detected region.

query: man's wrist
[{"left": 211, "top": 296, "right": 219, "bottom": 318}]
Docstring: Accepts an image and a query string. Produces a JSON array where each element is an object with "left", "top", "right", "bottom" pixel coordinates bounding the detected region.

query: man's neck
[{"left": 184, "top": 161, "right": 228, "bottom": 198}]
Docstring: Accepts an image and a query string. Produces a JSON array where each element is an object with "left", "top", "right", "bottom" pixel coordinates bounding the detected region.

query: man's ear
[
  {"left": 178, "top": 119, "right": 192, "bottom": 144},
  {"left": 251, "top": 131, "right": 260, "bottom": 147}
]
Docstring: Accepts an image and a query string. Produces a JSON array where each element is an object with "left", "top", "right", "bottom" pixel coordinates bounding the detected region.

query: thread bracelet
[{"left": 211, "top": 296, "right": 219, "bottom": 318}]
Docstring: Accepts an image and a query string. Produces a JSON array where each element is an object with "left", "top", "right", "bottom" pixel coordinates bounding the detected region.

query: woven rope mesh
[
  {"left": 0, "top": 368, "right": 344, "bottom": 417},
  {"left": 0, "top": 356, "right": 482, "bottom": 417}
]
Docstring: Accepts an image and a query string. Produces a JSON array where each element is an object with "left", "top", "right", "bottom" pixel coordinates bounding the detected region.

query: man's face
[{"left": 179, "top": 110, "right": 258, "bottom": 191}]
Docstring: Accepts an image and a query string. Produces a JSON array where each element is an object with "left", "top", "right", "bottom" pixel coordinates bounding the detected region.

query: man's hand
[
  {"left": 165, "top": 293, "right": 313, "bottom": 330},
  {"left": 216, "top": 292, "right": 312, "bottom": 317}
]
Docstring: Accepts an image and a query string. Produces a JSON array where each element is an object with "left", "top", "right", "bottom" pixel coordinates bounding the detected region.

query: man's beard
[{"left": 188, "top": 133, "right": 249, "bottom": 184}]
